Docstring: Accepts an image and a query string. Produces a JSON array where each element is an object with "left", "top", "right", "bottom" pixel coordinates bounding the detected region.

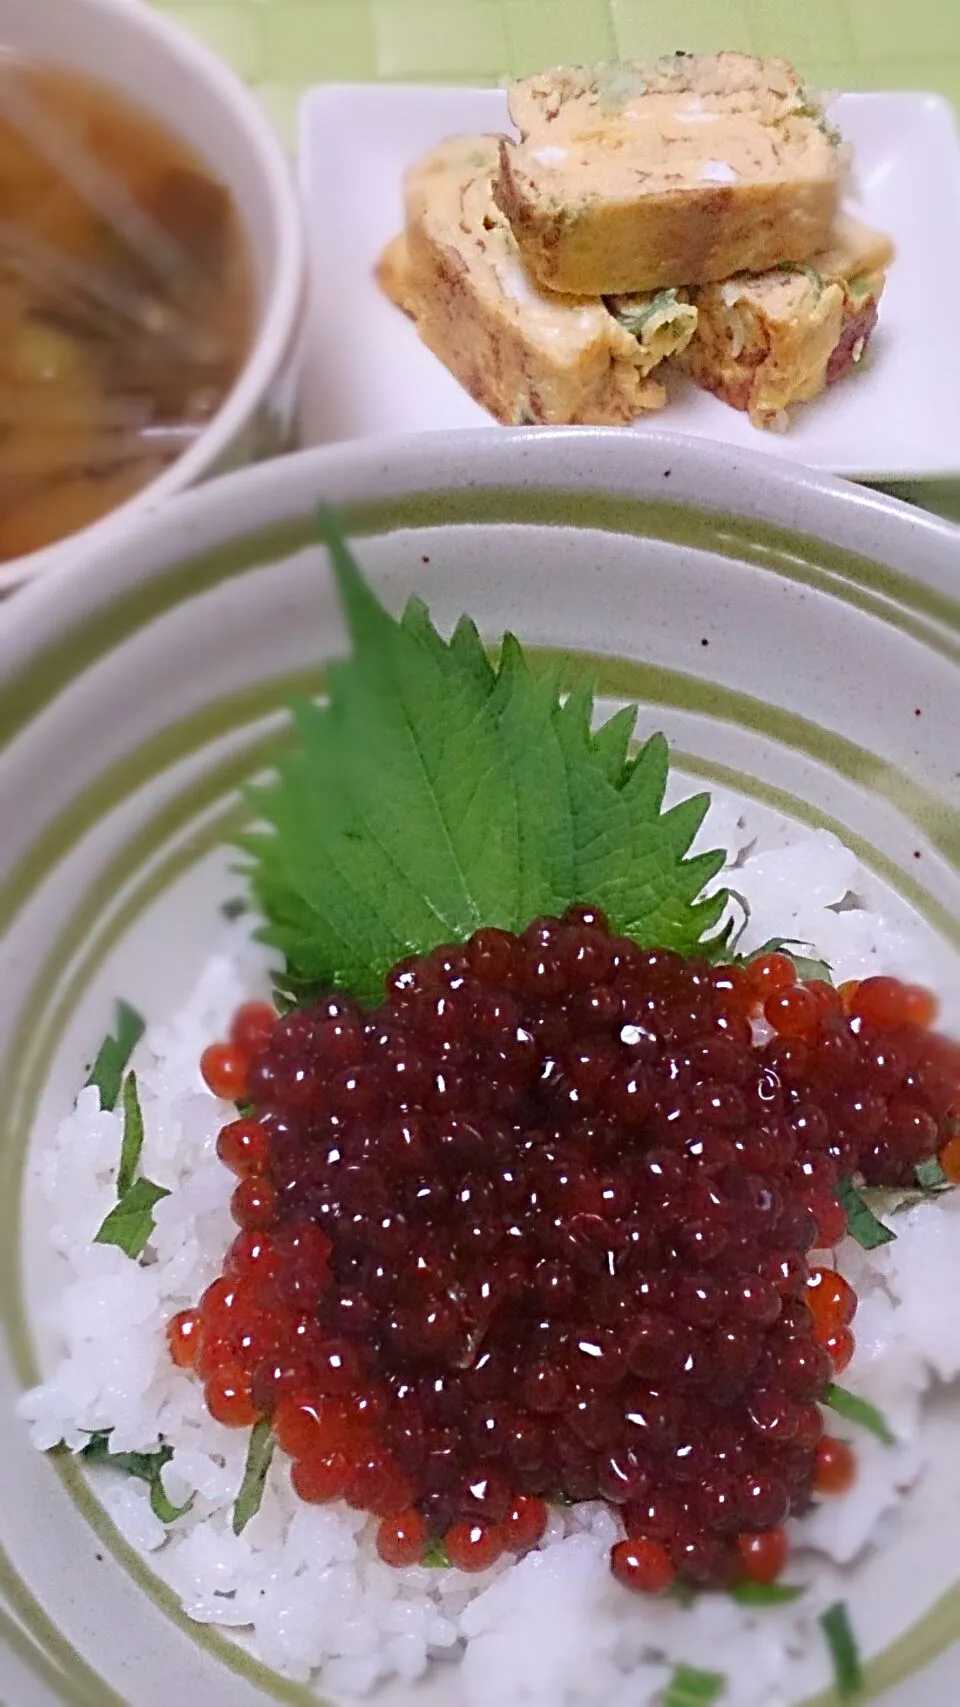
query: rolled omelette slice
[
  {"left": 679, "top": 214, "right": 895, "bottom": 429},
  {"left": 494, "top": 54, "right": 842, "bottom": 297},
  {"left": 376, "top": 135, "right": 697, "bottom": 427}
]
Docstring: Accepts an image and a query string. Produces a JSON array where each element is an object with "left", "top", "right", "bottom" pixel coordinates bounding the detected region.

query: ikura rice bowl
[{"left": 18, "top": 800, "right": 960, "bottom": 1707}]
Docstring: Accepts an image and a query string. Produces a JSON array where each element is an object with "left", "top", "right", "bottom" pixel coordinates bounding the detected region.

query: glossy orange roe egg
[
  {"left": 291, "top": 1452, "right": 350, "bottom": 1504},
  {"left": 764, "top": 986, "right": 819, "bottom": 1040},
  {"left": 274, "top": 1395, "right": 364, "bottom": 1459},
  {"left": 745, "top": 952, "right": 797, "bottom": 1002},
  {"left": 200, "top": 1042, "right": 250, "bottom": 1101},
  {"left": 814, "top": 1436, "right": 857, "bottom": 1496},
  {"left": 610, "top": 1537, "right": 676, "bottom": 1595},
  {"left": 809, "top": 1195, "right": 849, "bottom": 1250},
  {"left": 808, "top": 982, "right": 843, "bottom": 1024},
  {"left": 849, "top": 977, "right": 939, "bottom": 1032},
  {"left": 806, "top": 1266, "right": 858, "bottom": 1333},
  {"left": 444, "top": 1521, "right": 504, "bottom": 1573},
  {"left": 205, "top": 1365, "right": 258, "bottom": 1428},
  {"left": 806, "top": 1266, "right": 857, "bottom": 1372},
  {"left": 503, "top": 1496, "right": 548, "bottom": 1553},
  {"left": 229, "top": 1000, "right": 277, "bottom": 1056},
  {"left": 216, "top": 1116, "right": 270, "bottom": 1177},
  {"left": 737, "top": 1525, "right": 788, "bottom": 1584},
  {"left": 344, "top": 1452, "right": 413, "bottom": 1518},
  {"left": 821, "top": 1326, "right": 855, "bottom": 1374},
  {"left": 230, "top": 1177, "right": 277, "bottom": 1230},
  {"left": 376, "top": 1508, "right": 428, "bottom": 1567},
  {"left": 166, "top": 1308, "right": 200, "bottom": 1369}
]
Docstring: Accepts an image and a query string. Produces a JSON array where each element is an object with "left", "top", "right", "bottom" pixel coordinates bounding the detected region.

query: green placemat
[{"left": 150, "top": 0, "right": 960, "bottom": 524}]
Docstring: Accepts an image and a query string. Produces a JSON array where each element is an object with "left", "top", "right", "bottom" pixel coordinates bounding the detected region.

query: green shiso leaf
[
  {"left": 820, "top": 1601, "right": 863, "bottom": 1698},
  {"left": 147, "top": 1480, "right": 186, "bottom": 1525},
  {"left": 93, "top": 1177, "right": 169, "bottom": 1258},
  {"left": 871, "top": 1156, "right": 954, "bottom": 1215},
  {"left": 80, "top": 1432, "right": 190, "bottom": 1524},
  {"left": 836, "top": 1177, "right": 896, "bottom": 1249},
  {"left": 915, "top": 1157, "right": 949, "bottom": 1190},
  {"left": 606, "top": 288, "right": 680, "bottom": 337},
  {"left": 778, "top": 261, "right": 825, "bottom": 296},
  {"left": 875, "top": 1157, "right": 954, "bottom": 1215},
  {"left": 80, "top": 1427, "right": 113, "bottom": 1451},
  {"left": 662, "top": 1662, "right": 726, "bottom": 1705},
  {"left": 795, "top": 88, "right": 844, "bottom": 147},
  {"left": 731, "top": 1581, "right": 805, "bottom": 1606},
  {"left": 84, "top": 1000, "right": 144, "bottom": 1112},
  {"left": 846, "top": 273, "right": 874, "bottom": 303},
  {"left": 116, "top": 1072, "right": 144, "bottom": 1198},
  {"left": 422, "top": 1539, "right": 452, "bottom": 1567},
  {"left": 94, "top": 1068, "right": 168, "bottom": 1258},
  {"left": 590, "top": 701, "right": 638, "bottom": 785},
  {"left": 791, "top": 959, "right": 833, "bottom": 986},
  {"left": 889, "top": 1187, "right": 952, "bottom": 1214},
  {"left": 825, "top": 1384, "right": 896, "bottom": 1446},
  {"left": 238, "top": 513, "right": 728, "bottom": 1008},
  {"left": 232, "top": 1420, "right": 275, "bottom": 1536}
]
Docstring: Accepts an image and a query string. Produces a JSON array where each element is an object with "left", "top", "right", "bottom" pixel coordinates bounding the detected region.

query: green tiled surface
[
  {"left": 148, "top": 0, "right": 960, "bottom": 523},
  {"left": 149, "top": 0, "right": 960, "bottom": 140}
]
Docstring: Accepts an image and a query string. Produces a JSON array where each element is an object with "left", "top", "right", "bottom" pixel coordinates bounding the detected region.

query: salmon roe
[
  {"left": 166, "top": 1308, "right": 200, "bottom": 1369},
  {"left": 376, "top": 1507, "right": 428, "bottom": 1567},
  {"left": 745, "top": 953, "right": 797, "bottom": 1000},
  {"left": 205, "top": 1365, "right": 258, "bottom": 1428},
  {"left": 806, "top": 1265, "right": 858, "bottom": 1372},
  {"left": 176, "top": 919, "right": 958, "bottom": 1591},
  {"left": 737, "top": 1525, "right": 789, "bottom": 1584},
  {"left": 200, "top": 1042, "right": 250, "bottom": 1102},
  {"left": 806, "top": 1266, "right": 858, "bottom": 1333},
  {"left": 611, "top": 1537, "right": 675, "bottom": 1595},
  {"left": 764, "top": 986, "right": 819, "bottom": 1040},
  {"left": 503, "top": 1495, "right": 548, "bottom": 1552},
  {"left": 814, "top": 1435, "right": 857, "bottom": 1496},
  {"left": 445, "top": 1521, "right": 505, "bottom": 1573},
  {"left": 217, "top": 1117, "right": 270, "bottom": 1177},
  {"left": 230, "top": 1000, "right": 278, "bottom": 1056},
  {"left": 821, "top": 1327, "right": 855, "bottom": 1374},
  {"left": 849, "top": 977, "right": 939, "bottom": 1032}
]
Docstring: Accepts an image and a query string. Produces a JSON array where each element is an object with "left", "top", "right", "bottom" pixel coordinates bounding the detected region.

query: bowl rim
[
  {"left": 0, "top": 0, "right": 306, "bottom": 596},
  {"left": 0, "top": 427, "right": 957, "bottom": 673},
  {"left": 0, "top": 422, "right": 959, "bottom": 1707}
]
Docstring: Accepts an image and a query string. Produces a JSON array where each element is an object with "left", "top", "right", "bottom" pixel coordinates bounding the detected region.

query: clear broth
[{"left": 0, "top": 58, "right": 255, "bottom": 563}]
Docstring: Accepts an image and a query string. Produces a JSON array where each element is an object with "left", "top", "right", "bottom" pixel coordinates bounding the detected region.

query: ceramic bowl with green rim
[{"left": 0, "top": 427, "right": 958, "bottom": 1707}]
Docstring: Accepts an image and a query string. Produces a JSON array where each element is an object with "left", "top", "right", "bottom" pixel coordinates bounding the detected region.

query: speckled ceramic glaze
[{"left": 0, "top": 429, "right": 957, "bottom": 1707}]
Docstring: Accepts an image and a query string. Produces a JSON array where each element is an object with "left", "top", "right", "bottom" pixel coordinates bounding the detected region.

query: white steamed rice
[{"left": 17, "top": 805, "right": 960, "bottom": 1707}]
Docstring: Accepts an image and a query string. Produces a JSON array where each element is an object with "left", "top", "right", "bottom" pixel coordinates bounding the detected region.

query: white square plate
[{"left": 298, "top": 84, "right": 960, "bottom": 480}]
